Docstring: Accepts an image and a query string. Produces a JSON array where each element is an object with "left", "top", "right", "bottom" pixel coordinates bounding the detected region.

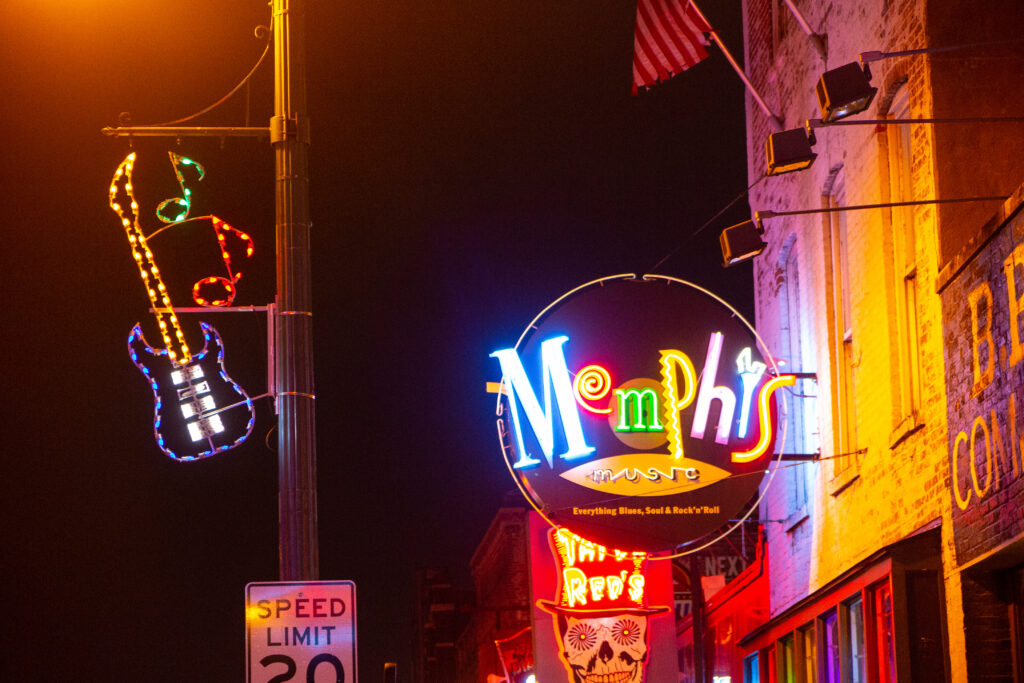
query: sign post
[{"left": 246, "top": 581, "right": 357, "bottom": 683}]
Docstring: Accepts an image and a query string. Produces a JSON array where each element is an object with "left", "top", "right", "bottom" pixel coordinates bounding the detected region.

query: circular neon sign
[{"left": 491, "top": 274, "right": 792, "bottom": 553}]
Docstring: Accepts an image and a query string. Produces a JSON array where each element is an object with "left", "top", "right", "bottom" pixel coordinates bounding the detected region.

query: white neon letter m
[{"left": 491, "top": 336, "right": 594, "bottom": 469}]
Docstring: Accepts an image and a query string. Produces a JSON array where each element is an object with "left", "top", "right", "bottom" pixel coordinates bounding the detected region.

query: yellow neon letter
[
  {"left": 564, "top": 568, "right": 587, "bottom": 608},
  {"left": 627, "top": 574, "right": 645, "bottom": 602},
  {"left": 659, "top": 349, "right": 697, "bottom": 459},
  {"left": 732, "top": 375, "right": 796, "bottom": 463},
  {"left": 607, "top": 573, "right": 625, "bottom": 601}
]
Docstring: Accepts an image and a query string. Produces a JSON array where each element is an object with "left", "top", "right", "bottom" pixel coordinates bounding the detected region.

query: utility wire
[{"left": 645, "top": 174, "right": 765, "bottom": 275}]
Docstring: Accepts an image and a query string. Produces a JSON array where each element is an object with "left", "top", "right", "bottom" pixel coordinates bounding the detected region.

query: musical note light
[
  {"left": 156, "top": 152, "right": 205, "bottom": 224},
  {"left": 192, "top": 217, "right": 255, "bottom": 307}
]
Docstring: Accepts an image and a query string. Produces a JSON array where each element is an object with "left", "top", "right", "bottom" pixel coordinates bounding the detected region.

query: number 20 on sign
[{"left": 246, "top": 581, "right": 357, "bottom": 683}]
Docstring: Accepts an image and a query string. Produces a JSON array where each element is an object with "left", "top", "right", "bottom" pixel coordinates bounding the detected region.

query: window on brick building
[
  {"left": 844, "top": 595, "right": 866, "bottom": 683},
  {"left": 872, "top": 580, "right": 897, "bottom": 683},
  {"left": 885, "top": 86, "right": 922, "bottom": 433},
  {"left": 828, "top": 178, "right": 859, "bottom": 484},
  {"left": 778, "top": 632, "right": 796, "bottom": 683},
  {"left": 821, "top": 608, "right": 841, "bottom": 683},
  {"left": 778, "top": 236, "right": 814, "bottom": 512},
  {"left": 797, "top": 622, "right": 816, "bottom": 683},
  {"left": 745, "top": 652, "right": 761, "bottom": 683}
]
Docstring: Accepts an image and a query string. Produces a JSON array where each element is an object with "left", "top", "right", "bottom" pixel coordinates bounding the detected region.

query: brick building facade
[
  {"left": 703, "top": 1, "right": 1024, "bottom": 682},
  {"left": 455, "top": 507, "right": 532, "bottom": 683}
]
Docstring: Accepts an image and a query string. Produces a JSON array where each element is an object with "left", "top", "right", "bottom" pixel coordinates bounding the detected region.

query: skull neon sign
[{"left": 539, "top": 528, "right": 670, "bottom": 683}]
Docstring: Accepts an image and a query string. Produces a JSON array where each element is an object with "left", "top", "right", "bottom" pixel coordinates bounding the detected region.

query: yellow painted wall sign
[
  {"left": 491, "top": 275, "right": 793, "bottom": 553},
  {"left": 943, "top": 197, "right": 1024, "bottom": 566}
]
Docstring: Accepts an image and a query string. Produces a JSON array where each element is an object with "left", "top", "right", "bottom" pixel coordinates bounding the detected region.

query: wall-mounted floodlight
[
  {"left": 720, "top": 216, "right": 767, "bottom": 267},
  {"left": 765, "top": 115, "right": 1024, "bottom": 176},
  {"left": 815, "top": 43, "right": 1007, "bottom": 123},
  {"left": 766, "top": 124, "right": 817, "bottom": 176},
  {"left": 816, "top": 61, "right": 877, "bottom": 122}
]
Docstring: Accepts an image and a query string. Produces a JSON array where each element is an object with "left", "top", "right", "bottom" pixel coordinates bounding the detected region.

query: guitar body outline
[{"left": 128, "top": 321, "right": 256, "bottom": 461}]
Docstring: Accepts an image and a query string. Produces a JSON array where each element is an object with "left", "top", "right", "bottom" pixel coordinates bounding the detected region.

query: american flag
[{"left": 633, "top": 0, "right": 712, "bottom": 94}]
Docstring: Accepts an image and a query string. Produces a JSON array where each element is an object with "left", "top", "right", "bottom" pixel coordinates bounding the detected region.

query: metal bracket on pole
[
  {"left": 269, "top": 115, "right": 311, "bottom": 144},
  {"left": 267, "top": 302, "right": 278, "bottom": 415}
]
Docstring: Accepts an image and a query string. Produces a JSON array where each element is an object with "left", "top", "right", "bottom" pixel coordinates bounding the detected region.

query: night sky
[{"left": 3, "top": 1, "right": 752, "bottom": 679}]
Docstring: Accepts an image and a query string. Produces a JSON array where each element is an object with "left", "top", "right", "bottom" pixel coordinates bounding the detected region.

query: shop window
[
  {"left": 779, "top": 633, "right": 796, "bottom": 683},
  {"left": 745, "top": 652, "right": 761, "bottom": 683},
  {"left": 827, "top": 176, "right": 860, "bottom": 491},
  {"left": 872, "top": 581, "right": 896, "bottom": 683},
  {"left": 777, "top": 236, "right": 817, "bottom": 516},
  {"left": 844, "top": 596, "right": 866, "bottom": 683},
  {"left": 821, "top": 609, "right": 841, "bottom": 683},
  {"left": 797, "top": 622, "right": 816, "bottom": 683},
  {"left": 885, "top": 86, "right": 921, "bottom": 438}
]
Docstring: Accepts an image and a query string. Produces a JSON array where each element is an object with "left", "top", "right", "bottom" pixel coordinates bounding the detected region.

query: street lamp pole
[{"left": 271, "top": 0, "right": 319, "bottom": 581}]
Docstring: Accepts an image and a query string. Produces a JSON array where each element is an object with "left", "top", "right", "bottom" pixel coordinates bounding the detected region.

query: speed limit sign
[{"left": 246, "top": 581, "right": 357, "bottom": 682}]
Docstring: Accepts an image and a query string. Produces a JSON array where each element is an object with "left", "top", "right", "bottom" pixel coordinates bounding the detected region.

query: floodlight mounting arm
[
  {"left": 756, "top": 195, "right": 1006, "bottom": 222},
  {"left": 806, "top": 116, "right": 1024, "bottom": 128},
  {"left": 860, "top": 39, "right": 1024, "bottom": 64}
]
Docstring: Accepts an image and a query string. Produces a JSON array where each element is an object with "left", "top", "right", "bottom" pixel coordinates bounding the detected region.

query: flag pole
[{"left": 687, "top": 0, "right": 783, "bottom": 130}]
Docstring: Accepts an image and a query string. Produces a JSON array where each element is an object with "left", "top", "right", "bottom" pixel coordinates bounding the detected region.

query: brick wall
[
  {"left": 942, "top": 201, "right": 1024, "bottom": 566},
  {"left": 739, "top": 1, "right": 1024, "bottom": 682},
  {"left": 456, "top": 508, "right": 531, "bottom": 683},
  {"left": 744, "top": 0, "right": 947, "bottom": 612},
  {"left": 961, "top": 571, "right": 1014, "bottom": 683}
]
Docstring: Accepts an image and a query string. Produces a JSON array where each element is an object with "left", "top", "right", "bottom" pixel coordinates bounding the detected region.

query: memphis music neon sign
[
  {"left": 493, "top": 333, "right": 793, "bottom": 483},
  {"left": 490, "top": 275, "right": 794, "bottom": 552}
]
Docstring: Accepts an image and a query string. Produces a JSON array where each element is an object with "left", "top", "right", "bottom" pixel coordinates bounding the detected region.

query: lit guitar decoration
[{"left": 110, "top": 152, "right": 255, "bottom": 461}]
